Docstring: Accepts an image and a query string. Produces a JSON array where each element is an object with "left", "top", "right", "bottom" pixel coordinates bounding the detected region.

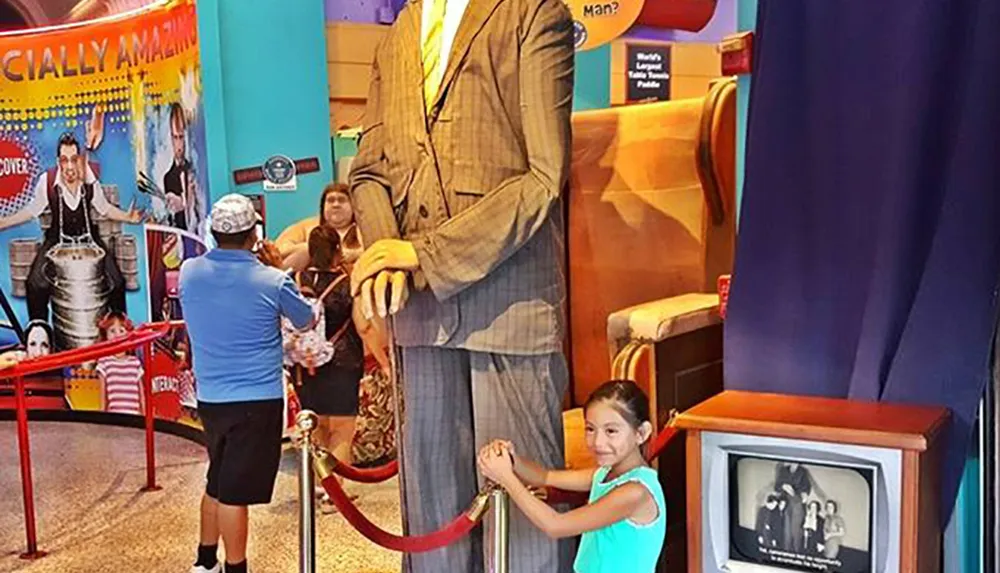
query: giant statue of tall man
[{"left": 348, "top": 0, "right": 575, "bottom": 571}]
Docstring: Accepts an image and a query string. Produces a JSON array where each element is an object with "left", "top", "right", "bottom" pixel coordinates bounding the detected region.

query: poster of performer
[
  {"left": 141, "top": 96, "right": 209, "bottom": 236},
  {"left": 0, "top": 0, "right": 208, "bottom": 420},
  {"left": 143, "top": 224, "right": 205, "bottom": 427}
]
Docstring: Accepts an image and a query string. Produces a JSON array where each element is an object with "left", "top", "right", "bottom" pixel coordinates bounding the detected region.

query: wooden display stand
[{"left": 674, "top": 390, "right": 950, "bottom": 573}]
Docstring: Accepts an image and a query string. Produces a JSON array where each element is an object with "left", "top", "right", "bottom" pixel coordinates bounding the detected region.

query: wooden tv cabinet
[{"left": 674, "top": 390, "right": 950, "bottom": 573}]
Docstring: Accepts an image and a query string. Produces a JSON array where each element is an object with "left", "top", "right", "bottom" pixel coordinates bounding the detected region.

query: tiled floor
[{"left": 0, "top": 421, "right": 403, "bottom": 573}]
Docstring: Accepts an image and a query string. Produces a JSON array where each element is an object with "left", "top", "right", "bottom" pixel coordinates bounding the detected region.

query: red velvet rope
[
  {"left": 543, "top": 487, "right": 590, "bottom": 506},
  {"left": 320, "top": 475, "right": 481, "bottom": 553},
  {"left": 0, "top": 322, "right": 170, "bottom": 378},
  {"left": 645, "top": 425, "right": 680, "bottom": 462},
  {"left": 329, "top": 457, "right": 399, "bottom": 483}
]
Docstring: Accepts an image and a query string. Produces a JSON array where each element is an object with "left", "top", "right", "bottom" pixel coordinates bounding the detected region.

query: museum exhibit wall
[{"left": 196, "top": 0, "right": 334, "bottom": 238}]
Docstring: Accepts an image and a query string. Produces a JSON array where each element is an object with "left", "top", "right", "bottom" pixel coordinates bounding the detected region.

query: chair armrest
[{"left": 607, "top": 293, "right": 721, "bottom": 360}]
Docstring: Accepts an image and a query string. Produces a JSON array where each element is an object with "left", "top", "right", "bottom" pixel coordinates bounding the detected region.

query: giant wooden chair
[{"left": 563, "top": 77, "right": 737, "bottom": 571}]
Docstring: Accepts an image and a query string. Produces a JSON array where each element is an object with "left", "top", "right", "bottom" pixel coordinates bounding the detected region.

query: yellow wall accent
[{"left": 325, "top": 22, "right": 390, "bottom": 131}]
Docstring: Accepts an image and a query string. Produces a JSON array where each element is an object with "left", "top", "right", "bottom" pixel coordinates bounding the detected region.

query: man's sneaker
[{"left": 190, "top": 564, "right": 221, "bottom": 573}]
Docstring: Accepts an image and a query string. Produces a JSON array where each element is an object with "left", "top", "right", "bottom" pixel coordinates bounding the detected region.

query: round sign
[
  {"left": 573, "top": 20, "right": 588, "bottom": 49},
  {"left": 262, "top": 155, "right": 296, "bottom": 185},
  {"left": 562, "top": 0, "right": 645, "bottom": 52}
]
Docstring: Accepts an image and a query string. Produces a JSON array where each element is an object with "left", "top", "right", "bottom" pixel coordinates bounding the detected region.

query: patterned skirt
[{"left": 351, "top": 358, "right": 398, "bottom": 466}]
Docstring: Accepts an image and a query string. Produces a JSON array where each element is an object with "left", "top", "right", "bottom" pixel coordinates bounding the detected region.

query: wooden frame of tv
[{"left": 674, "top": 390, "right": 950, "bottom": 573}]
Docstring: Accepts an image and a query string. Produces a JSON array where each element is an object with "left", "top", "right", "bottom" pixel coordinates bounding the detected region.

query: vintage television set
[{"left": 675, "top": 390, "right": 949, "bottom": 573}]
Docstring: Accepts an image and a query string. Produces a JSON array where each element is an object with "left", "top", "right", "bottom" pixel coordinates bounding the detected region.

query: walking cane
[{"left": 385, "top": 312, "right": 412, "bottom": 570}]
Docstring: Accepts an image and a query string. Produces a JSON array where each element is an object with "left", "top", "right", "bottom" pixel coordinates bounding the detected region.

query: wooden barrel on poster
[
  {"left": 93, "top": 185, "right": 123, "bottom": 243},
  {"left": 97, "top": 218, "right": 123, "bottom": 242},
  {"left": 113, "top": 234, "right": 140, "bottom": 291},
  {"left": 8, "top": 238, "right": 41, "bottom": 298},
  {"left": 102, "top": 184, "right": 119, "bottom": 207}
]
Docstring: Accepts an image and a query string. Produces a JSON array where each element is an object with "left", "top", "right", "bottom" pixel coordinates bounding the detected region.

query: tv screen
[{"left": 728, "top": 454, "right": 875, "bottom": 573}]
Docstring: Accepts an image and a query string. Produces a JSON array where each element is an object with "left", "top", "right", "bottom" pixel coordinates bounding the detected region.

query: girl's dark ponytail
[{"left": 584, "top": 379, "right": 651, "bottom": 430}]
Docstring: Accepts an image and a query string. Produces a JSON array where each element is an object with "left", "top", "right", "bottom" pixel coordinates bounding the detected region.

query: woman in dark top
[{"left": 293, "top": 226, "right": 364, "bottom": 502}]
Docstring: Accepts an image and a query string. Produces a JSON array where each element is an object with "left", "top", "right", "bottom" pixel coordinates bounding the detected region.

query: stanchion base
[
  {"left": 139, "top": 485, "right": 163, "bottom": 493},
  {"left": 19, "top": 550, "right": 47, "bottom": 560}
]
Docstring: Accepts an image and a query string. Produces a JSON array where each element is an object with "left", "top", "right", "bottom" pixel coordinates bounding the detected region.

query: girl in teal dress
[{"left": 478, "top": 380, "right": 666, "bottom": 573}]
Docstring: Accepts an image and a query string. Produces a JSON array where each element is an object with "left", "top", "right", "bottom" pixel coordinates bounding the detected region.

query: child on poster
[{"left": 95, "top": 312, "right": 144, "bottom": 416}]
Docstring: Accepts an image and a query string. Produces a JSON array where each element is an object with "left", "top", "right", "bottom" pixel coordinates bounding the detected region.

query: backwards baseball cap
[{"left": 209, "top": 193, "right": 261, "bottom": 234}]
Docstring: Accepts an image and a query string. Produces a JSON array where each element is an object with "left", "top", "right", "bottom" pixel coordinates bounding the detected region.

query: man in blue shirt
[{"left": 181, "top": 193, "right": 314, "bottom": 573}]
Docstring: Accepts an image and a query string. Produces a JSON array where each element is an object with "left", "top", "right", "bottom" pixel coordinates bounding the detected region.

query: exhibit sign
[
  {"left": 562, "top": 0, "right": 645, "bottom": 51},
  {"left": 233, "top": 155, "right": 320, "bottom": 187},
  {"left": 262, "top": 154, "right": 297, "bottom": 191},
  {"left": 625, "top": 43, "right": 670, "bottom": 103}
]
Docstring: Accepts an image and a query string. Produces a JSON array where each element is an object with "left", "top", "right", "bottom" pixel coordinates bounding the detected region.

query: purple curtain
[{"left": 725, "top": 0, "right": 1000, "bottom": 519}]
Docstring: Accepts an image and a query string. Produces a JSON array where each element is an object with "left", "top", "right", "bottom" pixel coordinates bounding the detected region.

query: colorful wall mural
[{"left": 0, "top": 0, "right": 207, "bottom": 426}]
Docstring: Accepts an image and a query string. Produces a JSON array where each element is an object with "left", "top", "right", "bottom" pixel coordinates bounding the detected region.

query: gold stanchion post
[
  {"left": 296, "top": 410, "right": 318, "bottom": 573},
  {"left": 490, "top": 487, "right": 510, "bottom": 573}
]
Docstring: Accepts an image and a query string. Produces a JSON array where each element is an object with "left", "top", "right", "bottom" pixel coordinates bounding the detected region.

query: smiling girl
[{"left": 478, "top": 380, "right": 666, "bottom": 572}]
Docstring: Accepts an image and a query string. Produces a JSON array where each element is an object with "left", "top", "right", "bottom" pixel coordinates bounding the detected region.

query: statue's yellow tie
[{"left": 422, "top": 0, "right": 447, "bottom": 113}]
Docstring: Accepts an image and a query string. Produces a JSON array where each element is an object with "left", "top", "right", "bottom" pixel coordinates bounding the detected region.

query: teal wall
[
  {"left": 332, "top": 136, "right": 358, "bottom": 168},
  {"left": 572, "top": 46, "right": 611, "bottom": 111},
  {"left": 946, "top": 446, "right": 982, "bottom": 573},
  {"left": 197, "top": 0, "right": 333, "bottom": 238},
  {"left": 735, "top": 0, "right": 757, "bottom": 228},
  {"left": 962, "top": 455, "right": 982, "bottom": 572}
]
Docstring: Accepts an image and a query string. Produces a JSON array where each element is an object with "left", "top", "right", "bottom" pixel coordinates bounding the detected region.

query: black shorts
[{"left": 198, "top": 399, "right": 284, "bottom": 506}]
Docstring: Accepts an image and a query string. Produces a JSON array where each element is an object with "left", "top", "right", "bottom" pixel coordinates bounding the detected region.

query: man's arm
[
  {"left": 352, "top": 300, "right": 391, "bottom": 372},
  {"left": 350, "top": 46, "right": 400, "bottom": 247},
  {"left": 277, "top": 273, "right": 316, "bottom": 329},
  {"left": 412, "top": 0, "right": 574, "bottom": 302},
  {"left": 0, "top": 174, "right": 47, "bottom": 230},
  {"left": 0, "top": 350, "right": 25, "bottom": 369},
  {"left": 90, "top": 179, "right": 140, "bottom": 223}
]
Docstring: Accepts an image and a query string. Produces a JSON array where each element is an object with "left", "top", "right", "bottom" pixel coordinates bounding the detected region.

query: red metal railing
[{"left": 1, "top": 322, "right": 170, "bottom": 559}]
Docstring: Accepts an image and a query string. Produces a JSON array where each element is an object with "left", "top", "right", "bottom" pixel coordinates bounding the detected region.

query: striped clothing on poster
[{"left": 96, "top": 355, "right": 144, "bottom": 415}]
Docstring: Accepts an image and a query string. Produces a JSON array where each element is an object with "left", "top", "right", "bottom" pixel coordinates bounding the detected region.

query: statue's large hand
[
  {"left": 351, "top": 239, "right": 420, "bottom": 293},
  {"left": 354, "top": 270, "right": 409, "bottom": 319},
  {"left": 350, "top": 239, "right": 419, "bottom": 318}
]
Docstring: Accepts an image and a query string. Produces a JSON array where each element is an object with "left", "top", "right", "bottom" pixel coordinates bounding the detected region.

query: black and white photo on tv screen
[{"left": 729, "top": 455, "right": 874, "bottom": 573}]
